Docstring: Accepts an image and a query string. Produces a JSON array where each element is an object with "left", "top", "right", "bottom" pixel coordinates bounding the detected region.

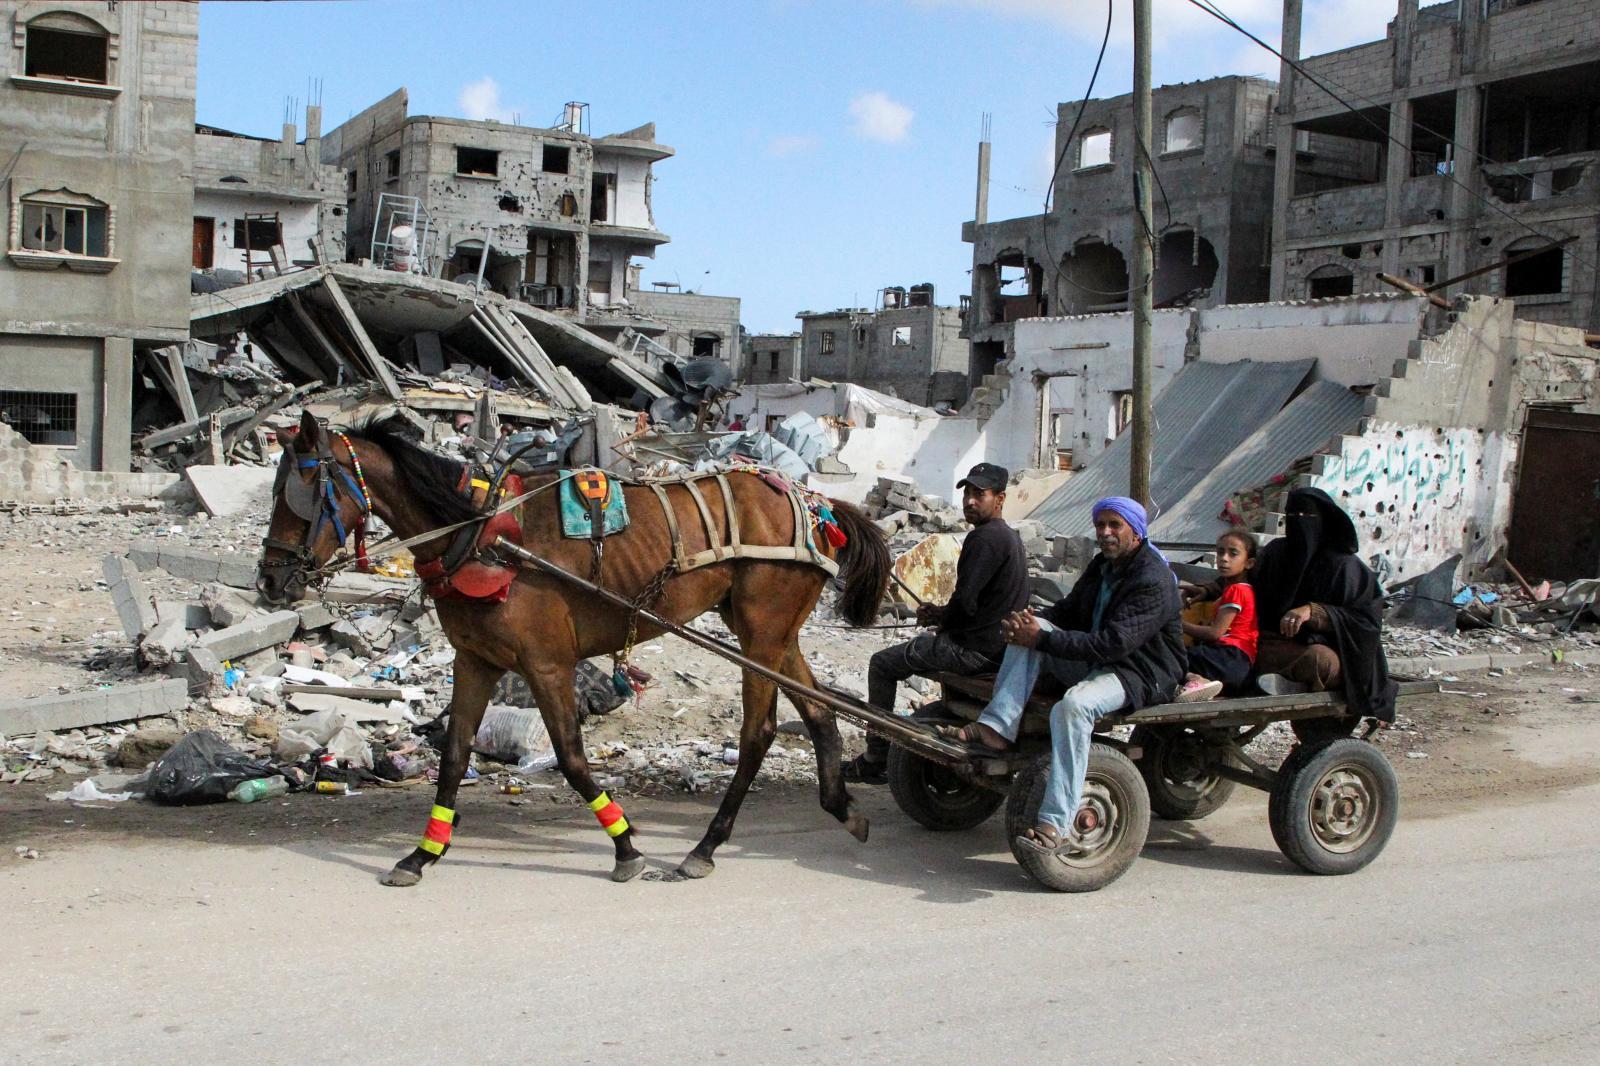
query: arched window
[
  {"left": 1164, "top": 108, "right": 1203, "bottom": 153},
  {"left": 23, "top": 12, "right": 110, "bottom": 85},
  {"left": 1078, "top": 128, "right": 1112, "bottom": 169}
]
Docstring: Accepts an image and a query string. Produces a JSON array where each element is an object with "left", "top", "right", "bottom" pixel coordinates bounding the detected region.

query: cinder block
[
  {"left": 139, "top": 616, "right": 194, "bottom": 667},
  {"left": 103, "top": 554, "right": 157, "bottom": 641},
  {"left": 0, "top": 679, "right": 189, "bottom": 736},
  {"left": 156, "top": 601, "right": 211, "bottom": 629},
  {"left": 193, "top": 610, "right": 300, "bottom": 661},
  {"left": 184, "top": 644, "right": 225, "bottom": 694},
  {"left": 294, "top": 602, "right": 338, "bottom": 631}
]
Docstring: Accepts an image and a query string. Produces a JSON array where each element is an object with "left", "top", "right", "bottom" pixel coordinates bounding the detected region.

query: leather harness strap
[{"left": 633, "top": 470, "right": 837, "bottom": 578}]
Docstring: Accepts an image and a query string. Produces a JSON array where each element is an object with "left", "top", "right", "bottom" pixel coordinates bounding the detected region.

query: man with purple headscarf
[{"left": 940, "top": 496, "right": 1184, "bottom": 855}]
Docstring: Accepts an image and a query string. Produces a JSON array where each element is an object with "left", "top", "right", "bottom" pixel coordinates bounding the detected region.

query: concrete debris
[
  {"left": 193, "top": 610, "right": 300, "bottom": 661},
  {"left": 185, "top": 464, "right": 278, "bottom": 517},
  {"left": 0, "top": 680, "right": 190, "bottom": 737},
  {"left": 129, "top": 541, "right": 257, "bottom": 589},
  {"left": 103, "top": 554, "right": 158, "bottom": 642}
]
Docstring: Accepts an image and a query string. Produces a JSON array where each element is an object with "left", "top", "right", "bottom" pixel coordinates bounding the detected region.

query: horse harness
[{"left": 262, "top": 430, "right": 372, "bottom": 576}]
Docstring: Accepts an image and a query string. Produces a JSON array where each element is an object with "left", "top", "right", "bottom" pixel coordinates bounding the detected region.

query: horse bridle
[{"left": 261, "top": 431, "right": 371, "bottom": 581}]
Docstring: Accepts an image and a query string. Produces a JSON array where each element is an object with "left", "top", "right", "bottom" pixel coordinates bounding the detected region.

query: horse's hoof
[
  {"left": 675, "top": 854, "right": 715, "bottom": 880},
  {"left": 845, "top": 811, "right": 870, "bottom": 843},
  {"left": 380, "top": 866, "right": 422, "bottom": 887},
  {"left": 612, "top": 855, "right": 647, "bottom": 883}
]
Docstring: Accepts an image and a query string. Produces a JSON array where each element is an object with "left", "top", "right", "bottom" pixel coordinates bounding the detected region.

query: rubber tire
[
  {"left": 1269, "top": 738, "right": 1399, "bottom": 875},
  {"left": 1003, "top": 745, "right": 1151, "bottom": 893},
  {"left": 887, "top": 746, "right": 1004, "bottom": 831},
  {"left": 1130, "top": 725, "right": 1238, "bottom": 821}
]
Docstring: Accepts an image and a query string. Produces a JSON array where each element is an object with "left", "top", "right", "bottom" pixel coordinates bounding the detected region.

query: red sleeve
[{"left": 1219, "top": 583, "right": 1253, "bottom": 611}]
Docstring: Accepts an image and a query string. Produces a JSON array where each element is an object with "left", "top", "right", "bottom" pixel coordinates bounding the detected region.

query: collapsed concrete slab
[
  {"left": 103, "top": 554, "right": 158, "bottom": 641},
  {"left": 185, "top": 464, "right": 278, "bottom": 518},
  {"left": 0, "top": 679, "right": 189, "bottom": 736},
  {"left": 129, "top": 541, "right": 258, "bottom": 589}
]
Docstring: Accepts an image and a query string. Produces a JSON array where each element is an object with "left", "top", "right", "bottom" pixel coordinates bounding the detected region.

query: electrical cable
[{"left": 1184, "top": 0, "right": 1600, "bottom": 278}]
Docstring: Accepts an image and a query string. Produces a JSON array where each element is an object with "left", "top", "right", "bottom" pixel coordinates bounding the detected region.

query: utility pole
[{"left": 1130, "top": 0, "right": 1155, "bottom": 507}]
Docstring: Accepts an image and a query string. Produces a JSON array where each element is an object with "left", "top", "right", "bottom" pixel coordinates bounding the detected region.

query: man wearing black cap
[{"left": 844, "top": 462, "right": 1029, "bottom": 784}]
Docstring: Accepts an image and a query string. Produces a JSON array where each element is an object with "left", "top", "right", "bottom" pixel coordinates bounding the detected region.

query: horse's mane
[{"left": 352, "top": 414, "right": 482, "bottom": 526}]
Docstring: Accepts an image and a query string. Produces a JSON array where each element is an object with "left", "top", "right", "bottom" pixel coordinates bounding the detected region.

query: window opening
[
  {"left": 455, "top": 147, "right": 499, "bottom": 177},
  {"left": 0, "top": 390, "right": 78, "bottom": 445},
  {"left": 385, "top": 150, "right": 400, "bottom": 180},
  {"left": 24, "top": 24, "right": 108, "bottom": 84},
  {"left": 1164, "top": 110, "right": 1202, "bottom": 152},
  {"left": 820, "top": 331, "right": 836, "bottom": 355},
  {"left": 768, "top": 351, "right": 779, "bottom": 373},
  {"left": 542, "top": 145, "right": 571, "bottom": 174},
  {"left": 21, "top": 199, "right": 108, "bottom": 256},
  {"left": 590, "top": 173, "right": 613, "bottom": 222},
  {"left": 1078, "top": 128, "right": 1112, "bottom": 169},
  {"left": 891, "top": 326, "right": 911, "bottom": 346},
  {"left": 232, "top": 216, "right": 281, "bottom": 251},
  {"left": 1307, "top": 266, "right": 1355, "bottom": 298},
  {"left": 1504, "top": 244, "right": 1564, "bottom": 297},
  {"left": 693, "top": 335, "right": 719, "bottom": 358}
]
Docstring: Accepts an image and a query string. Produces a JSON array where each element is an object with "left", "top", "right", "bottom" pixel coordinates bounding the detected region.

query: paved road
[{"left": 8, "top": 767, "right": 1598, "bottom": 1065}]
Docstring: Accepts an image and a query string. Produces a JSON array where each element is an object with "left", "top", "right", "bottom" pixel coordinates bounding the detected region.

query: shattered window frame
[
  {"left": 24, "top": 21, "right": 109, "bottom": 85},
  {"left": 19, "top": 196, "right": 109, "bottom": 258},
  {"left": 819, "top": 331, "right": 836, "bottom": 355}
]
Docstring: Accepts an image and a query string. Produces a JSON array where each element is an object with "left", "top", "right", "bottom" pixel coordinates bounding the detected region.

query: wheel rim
[
  {"left": 1055, "top": 775, "right": 1128, "bottom": 869},
  {"left": 922, "top": 763, "right": 981, "bottom": 809},
  {"left": 1305, "top": 763, "right": 1380, "bottom": 854}
]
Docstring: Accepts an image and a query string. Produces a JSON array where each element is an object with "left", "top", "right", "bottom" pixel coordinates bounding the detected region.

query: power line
[{"left": 1184, "top": 0, "right": 1600, "bottom": 279}]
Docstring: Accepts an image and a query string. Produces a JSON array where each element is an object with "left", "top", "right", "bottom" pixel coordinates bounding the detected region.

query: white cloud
[
  {"left": 457, "top": 76, "right": 514, "bottom": 122},
  {"left": 849, "top": 91, "right": 915, "bottom": 143},
  {"left": 767, "top": 134, "right": 821, "bottom": 157}
]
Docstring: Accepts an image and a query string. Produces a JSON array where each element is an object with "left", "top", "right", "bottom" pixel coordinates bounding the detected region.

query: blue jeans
[{"left": 976, "top": 620, "right": 1130, "bottom": 833}]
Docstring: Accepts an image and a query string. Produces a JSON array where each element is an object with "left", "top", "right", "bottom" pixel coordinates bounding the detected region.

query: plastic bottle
[{"left": 228, "top": 775, "right": 288, "bottom": 804}]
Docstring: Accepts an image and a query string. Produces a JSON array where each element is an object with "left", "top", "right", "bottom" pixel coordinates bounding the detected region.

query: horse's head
[{"left": 257, "top": 410, "right": 371, "bottom": 604}]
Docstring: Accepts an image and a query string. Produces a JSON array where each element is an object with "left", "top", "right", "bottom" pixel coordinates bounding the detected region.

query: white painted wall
[
  {"left": 193, "top": 191, "right": 323, "bottom": 274},
  {"left": 1195, "top": 295, "right": 1428, "bottom": 386}
]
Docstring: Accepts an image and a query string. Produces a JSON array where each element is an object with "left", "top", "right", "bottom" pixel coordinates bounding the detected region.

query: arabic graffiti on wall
[{"left": 1310, "top": 424, "right": 1491, "bottom": 584}]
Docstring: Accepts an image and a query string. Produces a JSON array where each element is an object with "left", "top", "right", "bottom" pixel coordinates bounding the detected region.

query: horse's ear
[{"left": 298, "top": 409, "right": 320, "bottom": 449}]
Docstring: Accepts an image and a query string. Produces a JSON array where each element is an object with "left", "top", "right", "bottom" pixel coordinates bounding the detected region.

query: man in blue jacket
[{"left": 944, "top": 496, "right": 1183, "bottom": 853}]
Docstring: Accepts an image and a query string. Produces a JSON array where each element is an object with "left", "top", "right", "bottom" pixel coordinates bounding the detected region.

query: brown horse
[{"left": 256, "top": 410, "right": 890, "bottom": 885}]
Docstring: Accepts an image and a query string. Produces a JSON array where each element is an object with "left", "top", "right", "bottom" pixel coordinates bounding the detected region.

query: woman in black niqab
[{"left": 1254, "top": 487, "right": 1398, "bottom": 721}]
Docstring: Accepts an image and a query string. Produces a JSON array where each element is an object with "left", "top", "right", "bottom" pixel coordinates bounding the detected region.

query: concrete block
[
  {"left": 140, "top": 615, "right": 194, "bottom": 667},
  {"left": 193, "top": 609, "right": 300, "bottom": 661},
  {"left": 323, "top": 572, "right": 414, "bottom": 604},
  {"left": 185, "top": 464, "right": 277, "bottom": 518},
  {"left": 203, "top": 584, "right": 262, "bottom": 628},
  {"left": 294, "top": 602, "right": 338, "bottom": 630},
  {"left": 0, "top": 679, "right": 189, "bottom": 736},
  {"left": 156, "top": 600, "right": 211, "bottom": 629},
  {"left": 185, "top": 645, "right": 226, "bottom": 693},
  {"left": 103, "top": 554, "right": 157, "bottom": 641}
]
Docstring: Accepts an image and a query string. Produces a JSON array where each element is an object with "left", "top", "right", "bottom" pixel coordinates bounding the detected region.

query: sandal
[
  {"left": 934, "top": 722, "right": 1014, "bottom": 753},
  {"left": 1014, "top": 823, "right": 1080, "bottom": 856}
]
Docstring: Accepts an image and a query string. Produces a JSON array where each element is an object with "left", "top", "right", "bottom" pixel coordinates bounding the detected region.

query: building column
[
  {"left": 100, "top": 337, "right": 134, "bottom": 472},
  {"left": 1381, "top": 97, "right": 1413, "bottom": 277},
  {"left": 1446, "top": 84, "right": 1483, "bottom": 282},
  {"left": 1268, "top": 0, "right": 1303, "bottom": 300}
]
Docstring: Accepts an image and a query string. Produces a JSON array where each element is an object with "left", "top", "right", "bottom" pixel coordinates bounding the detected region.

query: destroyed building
[
  {"left": 743, "top": 333, "right": 802, "bottom": 386},
  {"left": 1270, "top": 0, "right": 1600, "bottom": 334},
  {"left": 319, "top": 91, "right": 723, "bottom": 355},
  {"left": 0, "top": 1, "right": 197, "bottom": 472},
  {"left": 963, "top": 75, "right": 1280, "bottom": 382},
  {"left": 622, "top": 269, "right": 742, "bottom": 375},
  {"left": 797, "top": 285, "right": 969, "bottom": 407},
  {"left": 193, "top": 105, "right": 348, "bottom": 281}
]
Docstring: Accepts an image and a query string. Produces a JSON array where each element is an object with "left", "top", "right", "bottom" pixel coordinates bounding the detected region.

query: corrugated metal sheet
[
  {"left": 1030, "top": 359, "right": 1316, "bottom": 538},
  {"left": 1151, "top": 379, "right": 1365, "bottom": 542}
]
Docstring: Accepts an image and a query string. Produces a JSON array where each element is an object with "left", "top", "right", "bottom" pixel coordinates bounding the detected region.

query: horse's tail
[{"left": 828, "top": 498, "right": 890, "bottom": 627}]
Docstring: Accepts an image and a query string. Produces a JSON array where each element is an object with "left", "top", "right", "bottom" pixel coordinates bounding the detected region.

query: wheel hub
[{"left": 1308, "top": 766, "right": 1378, "bottom": 853}]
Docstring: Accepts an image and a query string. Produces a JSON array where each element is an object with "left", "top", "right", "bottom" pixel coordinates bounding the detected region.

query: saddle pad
[{"left": 560, "top": 468, "right": 630, "bottom": 539}]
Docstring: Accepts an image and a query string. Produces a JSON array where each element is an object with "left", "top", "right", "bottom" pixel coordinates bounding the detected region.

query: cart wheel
[
  {"left": 1131, "top": 725, "right": 1237, "bottom": 821},
  {"left": 1269, "top": 738, "right": 1399, "bottom": 875},
  {"left": 887, "top": 746, "right": 1004, "bottom": 831},
  {"left": 1003, "top": 745, "right": 1150, "bottom": 893}
]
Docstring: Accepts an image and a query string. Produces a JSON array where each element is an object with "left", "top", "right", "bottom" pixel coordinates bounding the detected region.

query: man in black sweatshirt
[{"left": 843, "top": 463, "right": 1028, "bottom": 784}]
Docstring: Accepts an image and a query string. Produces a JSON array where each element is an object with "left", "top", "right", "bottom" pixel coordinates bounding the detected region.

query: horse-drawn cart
[{"left": 877, "top": 674, "right": 1439, "bottom": 893}]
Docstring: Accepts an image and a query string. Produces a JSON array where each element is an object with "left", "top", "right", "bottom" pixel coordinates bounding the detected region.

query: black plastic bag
[{"left": 146, "top": 730, "right": 275, "bottom": 805}]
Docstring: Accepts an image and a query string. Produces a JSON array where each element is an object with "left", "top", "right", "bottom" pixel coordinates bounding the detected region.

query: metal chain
[{"left": 616, "top": 561, "right": 677, "bottom": 669}]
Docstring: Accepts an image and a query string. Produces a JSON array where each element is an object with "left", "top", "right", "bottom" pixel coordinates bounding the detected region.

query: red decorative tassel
[
  {"left": 354, "top": 519, "right": 371, "bottom": 573},
  {"left": 822, "top": 521, "right": 847, "bottom": 548}
]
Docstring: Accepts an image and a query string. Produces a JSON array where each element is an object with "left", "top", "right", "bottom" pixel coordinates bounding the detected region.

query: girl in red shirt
[{"left": 1176, "top": 531, "right": 1259, "bottom": 700}]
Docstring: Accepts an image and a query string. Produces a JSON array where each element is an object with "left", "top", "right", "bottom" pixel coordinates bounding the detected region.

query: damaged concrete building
[
  {"left": 797, "top": 285, "right": 969, "bottom": 407},
  {"left": 0, "top": 1, "right": 197, "bottom": 472},
  {"left": 963, "top": 75, "right": 1280, "bottom": 382},
  {"left": 319, "top": 91, "right": 741, "bottom": 369},
  {"left": 192, "top": 105, "right": 348, "bottom": 281},
  {"left": 1270, "top": 0, "right": 1600, "bottom": 333},
  {"left": 743, "top": 333, "right": 803, "bottom": 386}
]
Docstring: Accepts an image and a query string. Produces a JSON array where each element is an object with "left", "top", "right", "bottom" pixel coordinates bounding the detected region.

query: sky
[{"left": 197, "top": 0, "right": 1403, "bottom": 334}]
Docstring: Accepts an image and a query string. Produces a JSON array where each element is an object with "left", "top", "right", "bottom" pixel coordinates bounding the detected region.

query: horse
[{"left": 256, "top": 410, "right": 891, "bottom": 886}]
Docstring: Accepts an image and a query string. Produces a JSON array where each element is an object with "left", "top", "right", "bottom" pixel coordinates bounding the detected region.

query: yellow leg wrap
[
  {"left": 418, "top": 804, "right": 456, "bottom": 856},
  {"left": 604, "top": 815, "right": 631, "bottom": 838},
  {"left": 587, "top": 792, "right": 610, "bottom": 812}
]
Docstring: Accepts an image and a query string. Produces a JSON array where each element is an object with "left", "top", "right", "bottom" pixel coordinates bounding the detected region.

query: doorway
[
  {"left": 192, "top": 217, "right": 215, "bottom": 269},
  {"left": 1507, "top": 408, "right": 1600, "bottom": 581}
]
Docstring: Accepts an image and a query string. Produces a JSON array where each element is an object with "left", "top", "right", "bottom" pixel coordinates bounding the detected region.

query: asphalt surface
[{"left": 7, "top": 766, "right": 1598, "bottom": 1065}]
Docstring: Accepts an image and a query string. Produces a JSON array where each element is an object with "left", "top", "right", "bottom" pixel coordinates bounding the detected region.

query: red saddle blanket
[{"left": 416, "top": 472, "right": 525, "bottom": 603}]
